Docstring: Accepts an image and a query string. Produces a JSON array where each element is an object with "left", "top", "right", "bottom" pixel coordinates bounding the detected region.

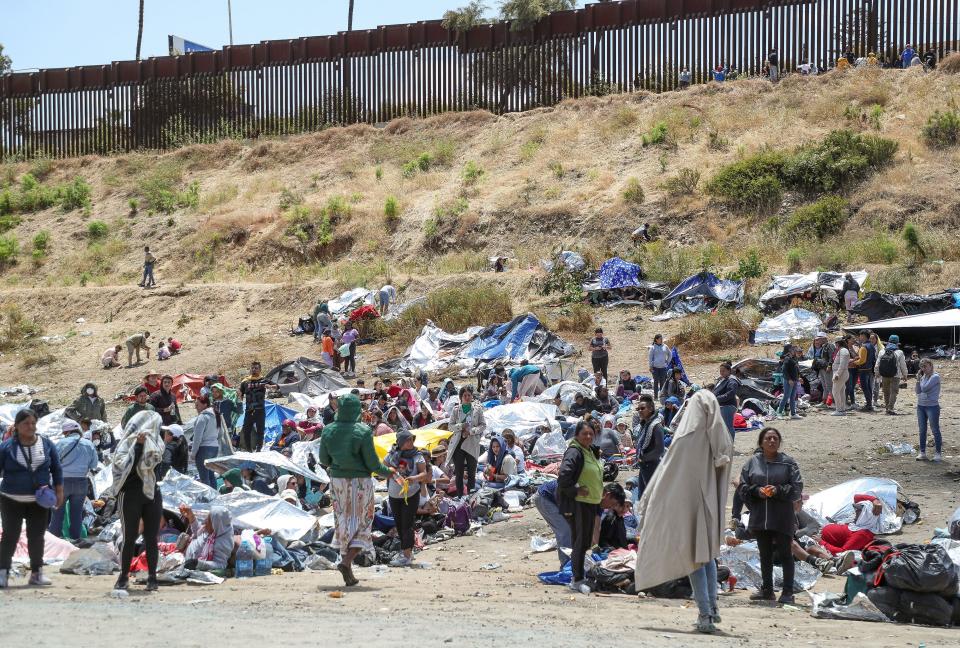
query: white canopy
[{"left": 845, "top": 309, "right": 960, "bottom": 330}]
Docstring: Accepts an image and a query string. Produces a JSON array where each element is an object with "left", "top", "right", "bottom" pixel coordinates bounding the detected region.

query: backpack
[
  {"left": 444, "top": 499, "right": 472, "bottom": 535},
  {"left": 878, "top": 348, "right": 898, "bottom": 378}
]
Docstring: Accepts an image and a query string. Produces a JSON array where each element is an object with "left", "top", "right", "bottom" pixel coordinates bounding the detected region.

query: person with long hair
[
  {"left": 831, "top": 336, "right": 852, "bottom": 416},
  {"left": 712, "top": 362, "right": 740, "bottom": 438},
  {"left": 383, "top": 430, "right": 428, "bottom": 567},
  {"left": 558, "top": 420, "right": 604, "bottom": 592},
  {"left": 633, "top": 391, "right": 734, "bottom": 633},
  {"left": 916, "top": 358, "right": 943, "bottom": 462},
  {"left": 0, "top": 409, "right": 64, "bottom": 588},
  {"left": 445, "top": 387, "right": 486, "bottom": 496}
]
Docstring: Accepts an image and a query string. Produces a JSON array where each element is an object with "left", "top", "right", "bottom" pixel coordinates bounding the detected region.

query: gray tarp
[
  {"left": 204, "top": 450, "right": 330, "bottom": 484},
  {"left": 721, "top": 541, "right": 820, "bottom": 591},
  {"left": 327, "top": 287, "right": 375, "bottom": 315},
  {"left": 754, "top": 308, "right": 823, "bottom": 344},
  {"left": 265, "top": 357, "right": 350, "bottom": 396},
  {"left": 757, "top": 270, "right": 868, "bottom": 312}
]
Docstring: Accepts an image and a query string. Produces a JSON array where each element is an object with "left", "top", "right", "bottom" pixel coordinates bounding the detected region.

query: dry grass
[{"left": 669, "top": 308, "right": 761, "bottom": 352}]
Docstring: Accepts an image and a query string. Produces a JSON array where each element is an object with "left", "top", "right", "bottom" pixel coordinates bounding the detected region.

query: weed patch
[
  {"left": 922, "top": 109, "right": 960, "bottom": 148},
  {"left": 783, "top": 196, "right": 848, "bottom": 241},
  {"left": 670, "top": 308, "right": 760, "bottom": 351}
]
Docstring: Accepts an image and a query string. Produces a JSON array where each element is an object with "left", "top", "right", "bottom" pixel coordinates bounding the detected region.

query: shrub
[
  {"left": 16, "top": 174, "right": 58, "bottom": 212},
  {"left": 783, "top": 196, "right": 848, "bottom": 241},
  {"left": 548, "top": 161, "right": 564, "bottom": 179},
  {"left": 87, "top": 220, "right": 109, "bottom": 239},
  {"left": 872, "top": 266, "right": 919, "bottom": 293},
  {"left": 706, "top": 150, "right": 786, "bottom": 212},
  {"left": 58, "top": 177, "right": 92, "bottom": 211},
  {"left": 140, "top": 163, "right": 183, "bottom": 213},
  {"left": 462, "top": 161, "right": 484, "bottom": 186},
  {"left": 128, "top": 198, "right": 139, "bottom": 214},
  {"left": 660, "top": 168, "right": 701, "bottom": 197},
  {"left": 375, "top": 165, "right": 384, "bottom": 181},
  {"left": 556, "top": 303, "right": 594, "bottom": 332},
  {"left": 325, "top": 195, "right": 351, "bottom": 221},
  {"left": 0, "top": 213, "right": 20, "bottom": 233},
  {"left": 385, "top": 286, "right": 513, "bottom": 345},
  {"left": 856, "top": 232, "right": 899, "bottom": 264},
  {"left": 423, "top": 217, "right": 440, "bottom": 241},
  {"left": 32, "top": 230, "right": 50, "bottom": 255},
  {"left": 707, "top": 130, "right": 729, "bottom": 151},
  {"left": 922, "top": 109, "right": 960, "bottom": 148},
  {"left": 786, "top": 248, "right": 803, "bottom": 273},
  {"left": 641, "top": 121, "right": 669, "bottom": 146},
  {"left": 781, "top": 130, "right": 897, "bottom": 194},
  {"left": 538, "top": 258, "right": 588, "bottom": 305},
  {"left": 0, "top": 304, "right": 43, "bottom": 352},
  {"left": 433, "top": 197, "right": 468, "bottom": 220},
  {"left": 670, "top": 308, "right": 759, "bottom": 352},
  {"left": 633, "top": 240, "right": 699, "bottom": 286},
  {"left": 177, "top": 181, "right": 200, "bottom": 209},
  {"left": 622, "top": 177, "right": 644, "bottom": 205},
  {"left": 285, "top": 205, "right": 333, "bottom": 248},
  {"left": 279, "top": 187, "right": 303, "bottom": 211},
  {"left": 432, "top": 139, "right": 456, "bottom": 167},
  {"left": 868, "top": 104, "right": 883, "bottom": 131},
  {"left": 401, "top": 160, "right": 419, "bottom": 178},
  {"left": 729, "top": 249, "right": 767, "bottom": 281},
  {"left": 384, "top": 196, "right": 400, "bottom": 226},
  {"left": 0, "top": 235, "right": 18, "bottom": 265},
  {"left": 902, "top": 222, "right": 926, "bottom": 264}
]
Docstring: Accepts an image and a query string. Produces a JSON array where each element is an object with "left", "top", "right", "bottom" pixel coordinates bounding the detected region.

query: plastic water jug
[
  {"left": 255, "top": 537, "right": 273, "bottom": 576},
  {"left": 235, "top": 539, "right": 255, "bottom": 579}
]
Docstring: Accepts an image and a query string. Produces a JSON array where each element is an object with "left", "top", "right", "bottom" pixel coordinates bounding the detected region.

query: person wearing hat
[
  {"left": 271, "top": 419, "right": 301, "bottom": 452},
  {"left": 191, "top": 395, "right": 219, "bottom": 489},
  {"left": 876, "top": 334, "right": 908, "bottom": 415},
  {"left": 158, "top": 424, "right": 189, "bottom": 480},
  {"left": 660, "top": 396, "right": 682, "bottom": 428},
  {"left": 383, "top": 429, "right": 428, "bottom": 567},
  {"left": 48, "top": 418, "right": 98, "bottom": 540},
  {"left": 806, "top": 332, "right": 835, "bottom": 406}
]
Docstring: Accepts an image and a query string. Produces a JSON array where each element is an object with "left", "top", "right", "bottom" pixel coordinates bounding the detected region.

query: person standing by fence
[{"left": 768, "top": 48, "right": 779, "bottom": 81}]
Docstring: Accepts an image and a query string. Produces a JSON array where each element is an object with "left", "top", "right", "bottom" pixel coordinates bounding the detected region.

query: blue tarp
[
  {"left": 597, "top": 257, "right": 643, "bottom": 290},
  {"left": 461, "top": 314, "right": 573, "bottom": 364},
  {"left": 663, "top": 272, "right": 744, "bottom": 310},
  {"left": 235, "top": 400, "right": 298, "bottom": 446}
]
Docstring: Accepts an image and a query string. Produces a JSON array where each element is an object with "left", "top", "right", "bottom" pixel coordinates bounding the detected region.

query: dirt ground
[{"left": 1, "top": 276, "right": 958, "bottom": 646}]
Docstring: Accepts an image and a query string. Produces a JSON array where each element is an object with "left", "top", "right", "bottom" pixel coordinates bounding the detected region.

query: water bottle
[
  {"left": 255, "top": 537, "right": 273, "bottom": 576},
  {"left": 235, "top": 539, "right": 255, "bottom": 579}
]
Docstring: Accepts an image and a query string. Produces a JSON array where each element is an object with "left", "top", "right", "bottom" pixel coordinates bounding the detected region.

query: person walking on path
[
  {"left": 0, "top": 409, "right": 64, "bottom": 588},
  {"left": 125, "top": 331, "right": 151, "bottom": 367},
  {"left": 712, "top": 362, "right": 740, "bottom": 438},
  {"left": 48, "top": 418, "right": 97, "bottom": 540},
  {"left": 832, "top": 336, "right": 852, "bottom": 416},
  {"left": 876, "top": 334, "right": 908, "bottom": 415},
  {"left": 139, "top": 246, "right": 156, "bottom": 288},
  {"left": 589, "top": 328, "right": 612, "bottom": 382},
  {"left": 558, "top": 420, "right": 604, "bottom": 592},
  {"left": 738, "top": 427, "right": 803, "bottom": 605},
  {"left": 916, "top": 359, "right": 943, "bottom": 462},
  {"left": 633, "top": 391, "right": 734, "bottom": 634},
  {"left": 648, "top": 334, "right": 671, "bottom": 399},
  {"left": 318, "top": 393, "right": 395, "bottom": 587}
]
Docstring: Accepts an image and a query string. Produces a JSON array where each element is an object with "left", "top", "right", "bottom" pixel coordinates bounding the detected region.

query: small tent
[
  {"left": 234, "top": 400, "right": 298, "bottom": 446},
  {"left": 597, "top": 256, "right": 643, "bottom": 289},
  {"left": 851, "top": 289, "right": 960, "bottom": 322},
  {"left": 844, "top": 309, "right": 960, "bottom": 349},
  {"left": 264, "top": 357, "right": 350, "bottom": 396}
]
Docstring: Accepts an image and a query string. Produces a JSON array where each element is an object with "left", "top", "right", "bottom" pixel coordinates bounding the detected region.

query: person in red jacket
[{"left": 817, "top": 494, "right": 884, "bottom": 555}]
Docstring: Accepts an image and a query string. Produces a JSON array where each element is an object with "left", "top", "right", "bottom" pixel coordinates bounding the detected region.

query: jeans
[
  {"left": 118, "top": 487, "right": 162, "bottom": 579},
  {"left": 388, "top": 495, "right": 419, "bottom": 551},
  {"left": 846, "top": 368, "right": 859, "bottom": 405},
  {"left": 0, "top": 497, "right": 49, "bottom": 571},
  {"left": 633, "top": 460, "right": 659, "bottom": 505},
  {"left": 568, "top": 501, "right": 599, "bottom": 581},
  {"left": 48, "top": 477, "right": 88, "bottom": 539},
  {"left": 859, "top": 370, "right": 874, "bottom": 408},
  {"left": 651, "top": 367, "right": 669, "bottom": 399},
  {"left": 533, "top": 494, "right": 571, "bottom": 565},
  {"left": 195, "top": 445, "right": 219, "bottom": 489},
  {"left": 778, "top": 380, "right": 797, "bottom": 416},
  {"left": 720, "top": 405, "right": 737, "bottom": 439},
  {"left": 917, "top": 405, "right": 942, "bottom": 453},
  {"left": 452, "top": 447, "right": 478, "bottom": 496},
  {"left": 689, "top": 560, "right": 719, "bottom": 617},
  {"left": 241, "top": 408, "right": 266, "bottom": 451},
  {"left": 755, "top": 529, "right": 794, "bottom": 595},
  {"left": 142, "top": 263, "right": 155, "bottom": 287}
]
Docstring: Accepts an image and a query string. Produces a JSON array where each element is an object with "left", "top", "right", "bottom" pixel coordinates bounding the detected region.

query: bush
[
  {"left": 141, "top": 163, "right": 183, "bottom": 213},
  {"left": 922, "top": 109, "right": 960, "bottom": 148},
  {"left": 633, "top": 240, "right": 699, "bottom": 286},
  {"left": 0, "top": 304, "right": 43, "bottom": 352},
  {"left": 786, "top": 247, "right": 803, "bottom": 273},
  {"left": 285, "top": 205, "right": 332, "bottom": 247},
  {"left": 556, "top": 303, "right": 594, "bottom": 333},
  {"left": 16, "top": 174, "right": 58, "bottom": 212},
  {"left": 325, "top": 195, "right": 351, "bottom": 221},
  {"left": 462, "top": 161, "right": 484, "bottom": 186},
  {"left": 87, "top": 220, "right": 109, "bottom": 239},
  {"left": 622, "top": 177, "right": 644, "bottom": 205},
  {"left": 538, "top": 258, "right": 588, "bottom": 305},
  {"left": 384, "top": 196, "right": 400, "bottom": 226},
  {"left": 660, "top": 168, "right": 701, "bottom": 197},
  {"left": 872, "top": 266, "right": 919, "bottom": 293},
  {"left": 0, "top": 235, "right": 18, "bottom": 265},
  {"left": 375, "top": 165, "right": 384, "bottom": 181},
  {"left": 279, "top": 188, "right": 303, "bottom": 211},
  {"left": 729, "top": 249, "right": 767, "bottom": 281},
  {"left": 670, "top": 308, "right": 760, "bottom": 352},
  {"left": 0, "top": 213, "right": 20, "bottom": 233},
  {"left": 58, "top": 177, "right": 91, "bottom": 211},
  {"left": 706, "top": 150, "right": 786, "bottom": 212},
  {"left": 902, "top": 222, "right": 926, "bottom": 264},
  {"left": 783, "top": 196, "right": 848, "bottom": 241},
  {"left": 781, "top": 130, "right": 897, "bottom": 194},
  {"left": 384, "top": 286, "right": 513, "bottom": 345},
  {"left": 857, "top": 232, "right": 899, "bottom": 264},
  {"left": 641, "top": 121, "right": 669, "bottom": 147},
  {"left": 32, "top": 230, "right": 49, "bottom": 256}
]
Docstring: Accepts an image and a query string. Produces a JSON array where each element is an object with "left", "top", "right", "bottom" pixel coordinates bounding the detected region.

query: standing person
[
  {"left": 341, "top": 322, "right": 359, "bottom": 376},
  {"left": 446, "top": 387, "right": 485, "bottom": 496},
  {"left": 149, "top": 375, "right": 182, "bottom": 426},
  {"left": 105, "top": 410, "right": 164, "bottom": 591},
  {"left": 806, "top": 332, "right": 835, "bottom": 405},
  {"left": 768, "top": 47, "right": 779, "bottom": 81},
  {"left": 211, "top": 383, "right": 240, "bottom": 440},
  {"left": 846, "top": 336, "right": 862, "bottom": 408},
  {"left": 313, "top": 301, "right": 332, "bottom": 343},
  {"left": 588, "top": 328, "right": 612, "bottom": 382},
  {"left": 317, "top": 393, "right": 395, "bottom": 587},
  {"left": 662, "top": 366, "right": 687, "bottom": 405},
  {"left": 239, "top": 362, "right": 276, "bottom": 452},
  {"left": 831, "top": 336, "right": 852, "bottom": 416},
  {"left": 633, "top": 391, "right": 734, "bottom": 634},
  {"left": 383, "top": 430, "right": 428, "bottom": 567},
  {"left": 916, "top": 359, "right": 942, "bottom": 462},
  {"left": 841, "top": 273, "right": 860, "bottom": 316},
  {"left": 158, "top": 423, "right": 189, "bottom": 480},
  {"left": 48, "top": 419, "right": 97, "bottom": 540},
  {"left": 738, "top": 427, "right": 803, "bottom": 605},
  {"left": 190, "top": 396, "right": 220, "bottom": 488},
  {"left": 69, "top": 382, "right": 108, "bottom": 424},
  {"left": 377, "top": 284, "right": 397, "bottom": 317},
  {"left": 532, "top": 479, "right": 571, "bottom": 565},
  {"left": 632, "top": 395, "right": 665, "bottom": 503},
  {"left": 0, "top": 409, "right": 64, "bottom": 588},
  {"left": 678, "top": 66, "right": 691, "bottom": 89},
  {"left": 125, "top": 331, "right": 151, "bottom": 367},
  {"left": 777, "top": 345, "right": 802, "bottom": 420},
  {"left": 648, "top": 334, "right": 671, "bottom": 399},
  {"left": 122, "top": 386, "right": 155, "bottom": 427},
  {"left": 139, "top": 246, "right": 156, "bottom": 288},
  {"left": 854, "top": 331, "right": 876, "bottom": 412},
  {"left": 876, "top": 334, "right": 908, "bottom": 415},
  {"left": 900, "top": 43, "right": 916, "bottom": 68},
  {"left": 712, "top": 362, "right": 740, "bottom": 439},
  {"left": 320, "top": 330, "right": 336, "bottom": 367},
  {"left": 557, "top": 420, "right": 603, "bottom": 592},
  {"left": 870, "top": 332, "right": 885, "bottom": 409}
]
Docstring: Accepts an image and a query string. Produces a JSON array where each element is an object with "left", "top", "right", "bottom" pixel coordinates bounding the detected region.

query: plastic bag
[
  {"left": 531, "top": 431, "right": 566, "bottom": 459},
  {"left": 529, "top": 535, "right": 557, "bottom": 553},
  {"left": 882, "top": 543, "right": 959, "bottom": 597},
  {"left": 59, "top": 543, "right": 120, "bottom": 576}
]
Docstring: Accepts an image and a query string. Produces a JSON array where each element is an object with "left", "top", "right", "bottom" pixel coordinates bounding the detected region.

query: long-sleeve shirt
[
  {"left": 648, "top": 344, "right": 671, "bottom": 369},
  {"left": 875, "top": 348, "right": 908, "bottom": 381},
  {"left": 712, "top": 376, "right": 739, "bottom": 407},
  {"left": 916, "top": 373, "right": 941, "bottom": 407},
  {"left": 191, "top": 408, "right": 220, "bottom": 457},
  {"left": 55, "top": 435, "right": 99, "bottom": 479},
  {"left": 833, "top": 348, "right": 851, "bottom": 382},
  {"left": 509, "top": 365, "right": 541, "bottom": 396}
]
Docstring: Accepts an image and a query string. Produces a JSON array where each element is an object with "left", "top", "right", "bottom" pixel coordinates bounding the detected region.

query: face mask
[{"left": 86, "top": 388, "right": 95, "bottom": 396}]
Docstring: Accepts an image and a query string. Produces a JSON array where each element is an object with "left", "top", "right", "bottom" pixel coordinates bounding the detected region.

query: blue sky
[{"left": 2, "top": 1, "right": 493, "bottom": 71}]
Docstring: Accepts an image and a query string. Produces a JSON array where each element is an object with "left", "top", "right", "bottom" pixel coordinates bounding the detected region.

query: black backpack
[{"left": 878, "top": 348, "right": 898, "bottom": 378}]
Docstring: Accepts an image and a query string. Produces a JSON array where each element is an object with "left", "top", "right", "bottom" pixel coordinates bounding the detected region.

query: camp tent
[
  {"left": 234, "top": 400, "right": 298, "bottom": 446},
  {"left": 844, "top": 309, "right": 960, "bottom": 349},
  {"left": 851, "top": 289, "right": 960, "bottom": 322},
  {"left": 754, "top": 308, "right": 822, "bottom": 344},
  {"left": 597, "top": 256, "right": 643, "bottom": 289},
  {"left": 264, "top": 357, "right": 350, "bottom": 396},
  {"left": 757, "top": 270, "right": 867, "bottom": 312},
  {"left": 327, "top": 287, "right": 375, "bottom": 315},
  {"left": 655, "top": 272, "right": 743, "bottom": 319}
]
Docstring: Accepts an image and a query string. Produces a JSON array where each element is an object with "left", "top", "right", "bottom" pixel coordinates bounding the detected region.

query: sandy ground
[{"left": 1, "top": 277, "right": 959, "bottom": 646}]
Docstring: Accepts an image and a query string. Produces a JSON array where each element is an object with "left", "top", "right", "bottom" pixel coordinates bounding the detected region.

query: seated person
[
  {"left": 279, "top": 489, "right": 303, "bottom": 510},
  {"left": 596, "top": 414, "right": 623, "bottom": 458},
  {"left": 371, "top": 412, "right": 394, "bottom": 437},
  {"left": 296, "top": 406, "right": 323, "bottom": 439},
  {"left": 271, "top": 419, "right": 301, "bottom": 452},
  {"left": 596, "top": 483, "right": 630, "bottom": 550},
  {"left": 569, "top": 393, "right": 590, "bottom": 418},
  {"left": 483, "top": 436, "right": 517, "bottom": 486},
  {"left": 157, "top": 341, "right": 171, "bottom": 361},
  {"left": 815, "top": 493, "right": 884, "bottom": 556},
  {"left": 167, "top": 337, "right": 182, "bottom": 354},
  {"left": 594, "top": 386, "right": 619, "bottom": 414},
  {"left": 660, "top": 396, "right": 682, "bottom": 428},
  {"left": 412, "top": 407, "right": 434, "bottom": 429},
  {"left": 179, "top": 505, "right": 235, "bottom": 572},
  {"left": 483, "top": 375, "right": 505, "bottom": 402},
  {"left": 294, "top": 473, "right": 329, "bottom": 510},
  {"left": 218, "top": 468, "right": 247, "bottom": 494},
  {"left": 501, "top": 429, "right": 526, "bottom": 474},
  {"left": 240, "top": 462, "right": 273, "bottom": 495},
  {"left": 615, "top": 370, "right": 638, "bottom": 400}
]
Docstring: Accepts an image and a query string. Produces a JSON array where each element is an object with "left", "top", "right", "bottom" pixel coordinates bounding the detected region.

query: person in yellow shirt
[
  {"left": 866, "top": 52, "right": 878, "bottom": 66},
  {"left": 836, "top": 56, "right": 851, "bottom": 71}
]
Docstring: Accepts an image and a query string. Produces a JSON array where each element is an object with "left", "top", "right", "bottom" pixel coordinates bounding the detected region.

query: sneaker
[
  {"left": 695, "top": 614, "right": 718, "bottom": 634},
  {"left": 933, "top": 452, "right": 943, "bottom": 463},
  {"left": 0, "top": 568, "right": 8, "bottom": 589},
  {"left": 145, "top": 577, "right": 159, "bottom": 591},
  {"left": 815, "top": 558, "right": 835, "bottom": 575},
  {"left": 711, "top": 608, "right": 722, "bottom": 624},
  {"left": 790, "top": 415, "right": 803, "bottom": 420},
  {"left": 114, "top": 575, "right": 129, "bottom": 590},
  {"left": 859, "top": 406, "right": 874, "bottom": 412},
  {"left": 568, "top": 579, "right": 586, "bottom": 592},
  {"left": 836, "top": 551, "right": 857, "bottom": 574},
  {"left": 916, "top": 452, "right": 929, "bottom": 461},
  {"left": 749, "top": 589, "right": 776, "bottom": 601},
  {"left": 389, "top": 555, "right": 412, "bottom": 568},
  {"left": 28, "top": 570, "right": 52, "bottom": 586},
  {"left": 778, "top": 593, "right": 796, "bottom": 605}
]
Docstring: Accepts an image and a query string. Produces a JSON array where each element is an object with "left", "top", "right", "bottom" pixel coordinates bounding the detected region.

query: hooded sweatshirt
[
  {"left": 318, "top": 394, "right": 392, "bottom": 479},
  {"left": 185, "top": 507, "right": 235, "bottom": 571},
  {"left": 70, "top": 384, "right": 108, "bottom": 423}
]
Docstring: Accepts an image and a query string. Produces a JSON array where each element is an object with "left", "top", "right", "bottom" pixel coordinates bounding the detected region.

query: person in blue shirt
[
  {"left": 509, "top": 361, "right": 546, "bottom": 399},
  {"left": 532, "top": 479, "right": 570, "bottom": 565},
  {"left": 48, "top": 418, "right": 98, "bottom": 540},
  {"left": 901, "top": 44, "right": 916, "bottom": 68}
]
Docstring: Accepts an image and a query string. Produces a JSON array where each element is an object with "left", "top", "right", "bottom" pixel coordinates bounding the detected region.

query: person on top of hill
[{"left": 900, "top": 43, "right": 916, "bottom": 68}]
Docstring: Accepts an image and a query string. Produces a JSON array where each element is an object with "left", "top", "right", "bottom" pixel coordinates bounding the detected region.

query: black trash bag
[
  {"left": 866, "top": 586, "right": 901, "bottom": 620},
  {"left": 29, "top": 399, "right": 50, "bottom": 419},
  {"left": 896, "top": 591, "right": 954, "bottom": 627},
  {"left": 643, "top": 576, "right": 693, "bottom": 599},
  {"left": 952, "top": 597, "right": 960, "bottom": 625},
  {"left": 882, "top": 543, "right": 959, "bottom": 597},
  {"left": 470, "top": 487, "right": 503, "bottom": 518},
  {"left": 587, "top": 565, "right": 635, "bottom": 592}
]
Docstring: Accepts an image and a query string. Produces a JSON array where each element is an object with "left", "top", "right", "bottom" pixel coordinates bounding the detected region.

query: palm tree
[
  {"left": 136, "top": 0, "right": 145, "bottom": 60},
  {"left": 347, "top": 0, "right": 355, "bottom": 31}
]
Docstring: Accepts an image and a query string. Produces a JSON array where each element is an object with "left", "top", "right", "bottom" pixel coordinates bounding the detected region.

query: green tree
[
  {"left": 0, "top": 43, "right": 11, "bottom": 74},
  {"left": 442, "top": 1, "right": 490, "bottom": 33}
]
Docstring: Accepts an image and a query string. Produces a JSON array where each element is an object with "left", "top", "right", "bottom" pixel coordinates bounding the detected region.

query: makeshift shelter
[
  {"left": 731, "top": 358, "right": 817, "bottom": 402},
  {"left": 373, "top": 427, "right": 452, "bottom": 460},
  {"left": 845, "top": 310, "right": 960, "bottom": 349},
  {"left": 541, "top": 250, "right": 586, "bottom": 273},
  {"left": 172, "top": 374, "right": 228, "bottom": 402},
  {"left": 204, "top": 450, "right": 329, "bottom": 485},
  {"left": 234, "top": 400, "right": 298, "bottom": 446},
  {"left": 757, "top": 271, "right": 867, "bottom": 313},
  {"left": 264, "top": 357, "right": 350, "bottom": 396},
  {"left": 482, "top": 401, "right": 562, "bottom": 437},
  {"left": 654, "top": 272, "right": 743, "bottom": 319},
  {"left": 327, "top": 287, "right": 375, "bottom": 316},
  {"left": 851, "top": 289, "right": 960, "bottom": 322},
  {"left": 597, "top": 256, "right": 643, "bottom": 289},
  {"left": 754, "top": 308, "right": 822, "bottom": 344}
]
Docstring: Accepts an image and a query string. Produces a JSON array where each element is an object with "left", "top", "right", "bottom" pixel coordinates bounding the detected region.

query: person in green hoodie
[
  {"left": 318, "top": 393, "right": 395, "bottom": 587},
  {"left": 557, "top": 420, "right": 604, "bottom": 592},
  {"left": 122, "top": 386, "right": 155, "bottom": 429}
]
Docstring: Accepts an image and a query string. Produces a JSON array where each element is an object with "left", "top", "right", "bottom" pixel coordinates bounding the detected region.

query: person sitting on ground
[
  {"left": 371, "top": 412, "right": 393, "bottom": 437},
  {"left": 501, "top": 429, "right": 526, "bottom": 474},
  {"left": 239, "top": 462, "right": 272, "bottom": 495},
  {"left": 271, "top": 419, "right": 301, "bottom": 453},
  {"left": 660, "top": 396, "right": 682, "bottom": 428},
  {"left": 70, "top": 382, "right": 108, "bottom": 425},
  {"left": 438, "top": 379, "right": 457, "bottom": 404},
  {"left": 484, "top": 435, "right": 518, "bottom": 486},
  {"left": 158, "top": 424, "right": 188, "bottom": 480},
  {"left": 596, "top": 483, "right": 630, "bottom": 550},
  {"left": 102, "top": 345, "right": 122, "bottom": 369},
  {"left": 125, "top": 331, "right": 151, "bottom": 367},
  {"left": 296, "top": 406, "right": 323, "bottom": 440},
  {"left": 594, "top": 386, "right": 619, "bottom": 414},
  {"left": 217, "top": 468, "right": 246, "bottom": 494},
  {"left": 385, "top": 378, "right": 402, "bottom": 399},
  {"left": 384, "top": 406, "right": 410, "bottom": 434},
  {"left": 275, "top": 474, "right": 298, "bottom": 499},
  {"left": 157, "top": 341, "right": 171, "bottom": 361},
  {"left": 167, "top": 337, "right": 182, "bottom": 355},
  {"left": 179, "top": 505, "right": 234, "bottom": 573},
  {"left": 483, "top": 375, "right": 505, "bottom": 402},
  {"left": 615, "top": 370, "right": 638, "bottom": 400},
  {"left": 815, "top": 493, "right": 885, "bottom": 558},
  {"left": 569, "top": 393, "right": 590, "bottom": 418},
  {"left": 596, "top": 414, "right": 623, "bottom": 458}
]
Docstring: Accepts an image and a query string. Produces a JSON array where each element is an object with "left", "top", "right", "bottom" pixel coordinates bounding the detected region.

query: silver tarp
[
  {"left": 810, "top": 592, "right": 891, "bottom": 623},
  {"left": 482, "top": 402, "right": 561, "bottom": 438},
  {"left": 754, "top": 308, "right": 823, "bottom": 344},
  {"left": 804, "top": 477, "right": 902, "bottom": 534},
  {"left": 535, "top": 381, "right": 595, "bottom": 412},
  {"left": 720, "top": 541, "right": 820, "bottom": 591},
  {"left": 204, "top": 450, "right": 329, "bottom": 484},
  {"left": 758, "top": 270, "right": 868, "bottom": 312},
  {"left": 328, "top": 287, "right": 375, "bottom": 315}
]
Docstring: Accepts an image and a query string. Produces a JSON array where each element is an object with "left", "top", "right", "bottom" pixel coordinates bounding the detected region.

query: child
[
  {"left": 157, "top": 341, "right": 171, "bottom": 361},
  {"left": 167, "top": 337, "right": 182, "bottom": 354}
]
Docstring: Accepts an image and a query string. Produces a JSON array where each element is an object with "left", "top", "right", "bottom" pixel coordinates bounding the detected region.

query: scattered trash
[
  {"left": 80, "top": 331, "right": 92, "bottom": 337},
  {"left": 40, "top": 335, "right": 67, "bottom": 344},
  {"left": 108, "top": 589, "right": 129, "bottom": 599},
  {"left": 479, "top": 562, "right": 501, "bottom": 571},
  {"left": 186, "top": 597, "right": 215, "bottom": 604},
  {"left": 329, "top": 591, "right": 343, "bottom": 599},
  {"left": 75, "top": 318, "right": 86, "bottom": 324},
  {"left": 529, "top": 535, "right": 558, "bottom": 553},
  {"left": 883, "top": 442, "right": 914, "bottom": 456}
]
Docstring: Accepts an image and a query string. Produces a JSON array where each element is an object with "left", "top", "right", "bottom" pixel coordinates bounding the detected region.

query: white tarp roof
[
  {"left": 845, "top": 309, "right": 960, "bottom": 331},
  {"left": 205, "top": 450, "right": 330, "bottom": 484},
  {"left": 482, "top": 401, "right": 561, "bottom": 438},
  {"left": 754, "top": 308, "right": 823, "bottom": 344},
  {"left": 758, "top": 270, "right": 868, "bottom": 309},
  {"left": 327, "top": 287, "right": 375, "bottom": 315}
]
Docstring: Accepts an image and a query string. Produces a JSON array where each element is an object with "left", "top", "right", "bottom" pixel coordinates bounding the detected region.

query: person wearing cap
[
  {"left": 383, "top": 429, "right": 428, "bottom": 567},
  {"left": 123, "top": 386, "right": 156, "bottom": 428},
  {"left": 271, "top": 419, "right": 301, "bottom": 452},
  {"left": 47, "top": 418, "right": 97, "bottom": 540},
  {"left": 191, "top": 395, "right": 219, "bottom": 489},
  {"left": 876, "top": 334, "right": 908, "bottom": 415},
  {"left": 158, "top": 424, "right": 189, "bottom": 480},
  {"left": 0, "top": 409, "right": 64, "bottom": 588},
  {"left": 806, "top": 332, "right": 835, "bottom": 405}
]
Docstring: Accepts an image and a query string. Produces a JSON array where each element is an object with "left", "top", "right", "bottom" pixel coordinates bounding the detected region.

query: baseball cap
[
  {"left": 888, "top": 334, "right": 900, "bottom": 343},
  {"left": 61, "top": 419, "right": 81, "bottom": 435},
  {"left": 162, "top": 424, "right": 184, "bottom": 438}
]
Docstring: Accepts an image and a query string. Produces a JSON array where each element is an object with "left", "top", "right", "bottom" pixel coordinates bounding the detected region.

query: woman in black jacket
[
  {"left": 737, "top": 427, "right": 803, "bottom": 604},
  {"left": 557, "top": 420, "right": 604, "bottom": 592},
  {"left": 712, "top": 362, "right": 740, "bottom": 439}
]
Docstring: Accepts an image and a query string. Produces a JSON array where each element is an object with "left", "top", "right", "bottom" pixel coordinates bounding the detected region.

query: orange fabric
[{"left": 322, "top": 337, "right": 334, "bottom": 355}]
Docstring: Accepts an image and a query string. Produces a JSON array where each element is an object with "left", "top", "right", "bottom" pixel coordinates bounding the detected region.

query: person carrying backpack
[{"left": 876, "top": 335, "right": 908, "bottom": 415}]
